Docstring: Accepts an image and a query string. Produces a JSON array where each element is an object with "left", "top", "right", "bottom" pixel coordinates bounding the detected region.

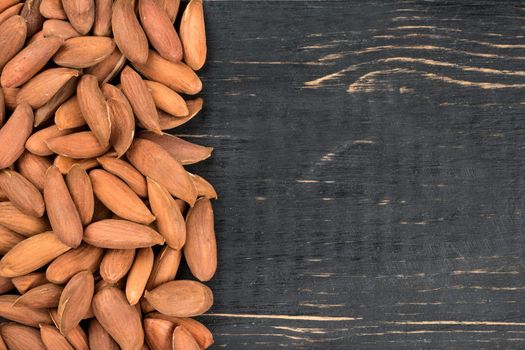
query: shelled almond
[{"left": 0, "top": 0, "right": 216, "bottom": 348}]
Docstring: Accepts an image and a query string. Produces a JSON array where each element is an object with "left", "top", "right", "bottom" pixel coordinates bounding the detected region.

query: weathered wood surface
[{"left": 184, "top": 1, "right": 525, "bottom": 348}]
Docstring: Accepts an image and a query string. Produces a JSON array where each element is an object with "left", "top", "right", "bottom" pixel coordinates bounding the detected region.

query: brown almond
[
  {"left": 0, "top": 295, "right": 53, "bottom": 326},
  {"left": 54, "top": 155, "right": 99, "bottom": 174},
  {"left": 93, "top": 0, "right": 111, "bottom": 36},
  {"left": 139, "top": 0, "right": 182, "bottom": 63},
  {"left": 84, "top": 219, "right": 164, "bottom": 249},
  {"left": 16, "top": 152, "right": 52, "bottom": 191},
  {"left": 40, "top": 324, "right": 75, "bottom": 350},
  {"left": 189, "top": 173, "right": 218, "bottom": 199},
  {"left": 92, "top": 287, "right": 144, "bottom": 350},
  {"left": 20, "top": 0, "right": 44, "bottom": 38},
  {"left": 121, "top": 66, "right": 161, "bottom": 133},
  {"left": 0, "top": 16, "right": 27, "bottom": 71},
  {"left": 90, "top": 169, "right": 155, "bottom": 224},
  {"left": 3, "top": 86, "right": 18, "bottom": 110},
  {"left": 54, "top": 96, "right": 85, "bottom": 130},
  {"left": 86, "top": 47, "right": 125, "bottom": 84},
  {"left": 57, "top": 270, "right": 94, "bottom": 334},
  {"left": 184, "top": 198, "right": 216, "bottom": 281},
  {"left": 145, "top": 246, "right": 181, "bottom": 292},
  {"left": 0, "top": 276, "right": 13, "bottom": 294},
  {"left": 144, "top": 280, "right": 213, "bottom": 317},
  {"left": 158, "top": 97, "right": 203, "bottom": 130},
  {"left": 139, "top": 131, "right": 212, "bottom": 165},
  {"left": 95, "top": 277, "right": 124, "bottom": 293},
  {"left": 146, "top": 314, "right": 213, "bottom": 350},
  {"left": 1, "top": 323, "right": 46, "bottom": 349},
  {"left": 14, "top": 282, "right": 63, "bottom": 308},
  {"left": 17, "top": 68, "right": 78, "bottom": 108},
  {"left": 126, "top": 247, "right": 153, "bottom": 305},
  {"left": 42, "top": 19, "right": 80, "bottom": 40},
  {"left": 77, "top": 74, "right": 111, "bottom": 146},
  {"left": 1, "top": 36, "right": 63, "bottom": 88},
  {"left": 180, "top": 0, "right": 206, "bottom": 71},
  {"left": 0, "top": 3, "right": 23, "bottom": 26},
  {"left": 159, "top": 0, "right": 179, "bottom": 22},
  {"left": 127, "top": 139, "right": 197, "bottom": 206},
  {"left": 49, "top": 309, "right": 90, "bottom": 350},
  {"left": 0, "top": 87, "right": 4, "bottom": 126},
  {"left": 61, "top": 0, "right": 94, "bottom": 34},
  {"left": 28, "top": 29, "right": 44, "bottom": 43},
  {"left": 100, "top": 248, "right": 135, "bottom": 283},
  {"left": 88, "top": 318, "right": 119, "bottom": 350},
  {"left": 147, "top": 178, "right": 185, "bottom": 249},
  {"left": 101, "top": 83, "right": 135, "bottom": 156},
  {"left": 44, "top": 166, "right": 83, "bottom": 247},
  {"left": 47, "top": 131, "right": 111, "bottom": 159},
  {"left": 46, "top": 243, "right": 104, "bottom": 284},
  {"left": 0, "top": 201, "right": 50, "bottom": 236},
  {"left": 26, "top": 124, "right": 73, "bottom": 156},
  {"left": 172, "top": 326, "right": 200, "bottom": 350},
  {"left": 34, "top": 75, "right": 77, "bottom": 127},
  {"left": 145, "top": 81, "right": 188, "bottom": 117},
  {"left": 54, "top": 36, "right": 115, "bottom": 68},
  {"left": 0, "top": 102, "right": 33, "bottom": 169},
  {"left": 0, "top": 170, "right": 45, "bottom": 217},
  {"left": 0, "top": 225, "right": 24, "bottom": 254},
  {"left": 97, "top": 156, "right": 147, "bottom": 197},
  {"left": 133, "top": 50, "right": 202, "bottom": 95},
  {"left": 11, "top": 272, "right": 47, "bottom": 293},
  {"left": 40, "top": 0, "right": 66, "bottom": 19},
  {"left": 0, "top": 0, "right": 19, "bottom": 14},
  {"left": 144, "top": 318, "right": 174, "bottom": 350},
  {"left": 112, "top": 0, "right": 148, "bottom": 64},
  {"left": 66, "top": 164, "right": 94, "bottom": 225}
]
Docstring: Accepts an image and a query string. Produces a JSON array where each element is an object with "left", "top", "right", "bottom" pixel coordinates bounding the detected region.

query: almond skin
[
  {"left": 126, "top": 247, "right": 153, "bottom": 305},
  {"left": 101, "top": 83, "right": 135, "bottom": 156},
  {"left": 148, "top": 314, "right": 215, "bottom": 349},
  {"left": 16, "top": 151, "right": 52, "bottom": 191},
  {"left": 172, "top": 326, "right": 200, "bottom": 350},
  {"left": 144, "top": 280, "right": 213, "bottom": 317},
  {"left": 143, "top": 318, "right": 174, "bottom": 350},
  {"left": 112, "top": 0, "right": 148, "bottom": 64},
  {"left": 97, "top": 156, "right": 147, "bottom": 198},
  {"left": 46, "top": 243, "right": 104, "bottom": 284},
  {"left": 54, "top": 36, "right": 115, "bottom": 68},
  {"left": 17, "top": 68, "right": 79, "bottom": 108},
  {"left": 0, "top": 225, "right": 24, "bottom": 254},
  {"left": 93, "top": 0, "right": 112, "bottom": 36},
  {"left": 0, "top": 0, "right": 20, "bottom": 14},
  {"left": 86, "top": 47, "right": 125, "bottom": 84},
  {"left": 61, "top": 0, "right": 94, "bottom": 34},
  {"left": 11, "top": 272, "right": 47, "bottom": 294},
  {"left": 0, "top": 201, "right": 50, "bottom": 236},
  {"left": 54, "top": 96, "right": 85, "bottom": 130},
  {"left": 0, "top": 16, "right": 27, "bottom": 71},
  {"left": 189, "top": 173, "right": 218, "bottom": 199},
  {"left": 100, "top": 248, "right": 135, "bottom": 283},
  {"left": 1, "top": 35, "right": 63, "bottom": 88},
  {"left": 54, "top": 155, "right": 99, "bottom": 175},
  {"left": 159, "top": 0, "right": 179, "bottom": 22},
  {"left": 47, "top": 131, "right": 111, "bottom": 159},
  {"left": 44, "top": 166, "right": 83, "bottom": 247},
  {"left": 127, "top": 139, "right": 197, "bottom": 206},
  {"left": 57, "top": 270, "right": 94, "bottom": 334},
  {"left": 42, "top": 19, "right": 80, "bottom": 40},
  {"left": 40, "top": 0, "right": 66, "bottom": 19},
  {"left": 180, "top": 0, "right": 207, "bottom": 70},
  {"left": 49, "top": 309, "right": 90, "bottom": 350},
  {"left": 26, "top": 124, "right": 73, "bottom": 156},
  {"left": 33, "top": 74, "right": 77, "bottom": 127},
  {"left": 139, "top": 0, "right": 182, "bottom": 63},
  {"left": 157, "top": 97, "right": 203, "bottom": 130},
  {"left": 145, "top": 246, "right": 181, "bottom": 295},
  {"left": 84, "top": 219, "right": 164, "bottom": 249},
  {"left": 88, "top": 318, "right": 119, "bottom": 350},
  {"left": 0, "top": 295, "right": 53, "bottom": 327},
  {"left": 13, "top": 282, "right": 63, "bottom": 308},
  {"left": 40, "top": 324, "right": 75, "bottom": 350},
  {"left": 77, "top": 74, "right": 111, "bottom": 147},
  {"left": 145, "top": 81, "right": 188, "bottom": 117},
  {"left": 1, "top": 322, "right": 46, "bottom": 349},
  {"left": 3, "top": 86, "right": 19, "bottom": 110},
  {"left": 0, "top": 170, "right": 45, "bottom": 217},
  {"left": 139, "top": 131, "right": 212, "bottom": 165},
  {"left": 20, "top": 0, "right": 44, "bottom": 38},
  {"left": 0, "top": 3, "right": 23, "bottom": 26},
  {"left": 90, "top": 169, "right": 155, "bottom": 224},
  {"left": 66, "top": 164, "right": 94, "bottom": 225},
  {"left": 92, "top": 287, "right": 144, "bottom": 350},
  {"left": 0, "top": 86, "right": 5, "bottom": 126},
  {"left": 0, "top": 275, "right": 13, "bottom": 294},
  {"left": 0, "top": 102, "right": 33, "bottom": 169}
]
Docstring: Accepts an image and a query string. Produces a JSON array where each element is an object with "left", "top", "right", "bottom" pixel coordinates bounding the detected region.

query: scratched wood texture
[{"left": 179, "top": 1, "right": 525, "bottom": 348}]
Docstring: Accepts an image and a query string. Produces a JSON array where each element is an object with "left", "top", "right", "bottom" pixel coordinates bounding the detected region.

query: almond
[
  {"left": 11, "top": 272, "right": 47, "bottom": 293},
  {"left": 143, "top": 318, "right": 174, "bottom": 350},
  {"left": 139, "top": 0, "right": 182, "bottom": 63},
  {"left": 0, "top": 0, "right": 19, "bottom": 14},
  {"left": 17, "top": 68, "right": 79, "bottom": 108},
  {"left": 101, "top": 83, "right": 135, "bottom": 156},
  {"left": 66, "top": 164, "right": 94, "bottom": 225},
  {"left": 33, "top": 75, "right": 77, "bottom": 127},
  {"left": 127, "top": 139, "right": 197, "bottom": 206},
  {"left": 92, "top": 287, "right": 144, "bottom": 350},
  {"left": 0, "top": 16, "right": 26, "bottom": 71},
  {"left": 88, "top": 318, "right": 119, "bottom": 350},
  {"left": 40, "top": 324, "right": 75, "bottom": 350},
  {"left": 97, "top": 156, "right": 147, "bottom": 197},
  {"left": 126, "top": 247, "right": 153, "bottom": 305},
  {"left": 57, "top": 270, "right": 94, "bottom": 334},
  {"left": 133, "top": 50, "right": 202, "bottom": 95},
  {"left": 0, "top": 294, "right": 53, "bottom": 326},
  {"left": 180, "top": 0, "right": 206, "bottom": 70},
  {"left": 90, "top": 169, "right": 155, "bottom": 224},
  {"left": 14, "top": 282, "right": 63, "bottom": 308},
  {"left": 1, "top": 323, "right": 46, "bottom": 349},
  {"left": 189, "top": 173, "right": 218, "bottom": 199},
  {"left": 93, "top": 0, "right": 112, "bottom": 36},
  {"left": 44, "top": 166, "right": 83, "bottom": 247},
  {"left": 20, "top": 0, "right": 44, "bottom": 38},
  {"left": 85, "top": 219, "right": 164, "bottom": 249},
  {"left": 2, "top": 86, "right": 18, "bottom": 110},
  {"left": 157, "top": 97, "right": 203, "bottom": 130},
  {"left": 112, "top": 0, "right": 148, "bottom": 64},
  {"left": 145, "top": 246, "right": 181, "bottom": 295},
  {"left": 77, "top": 74, "right": 111, "bottom": 146},
  {"left": 172, "top": 326, "right": 200, "bottom": 350},
  {"left": 0, "top": 225, "right": 24, "bottom": 254},
  {"left": 54, "top": 96, "right": 85, "bottom": 130},
  {"left": 139, "top": 131, "right": 212, "bottom": 165},
  {"left": 28, "top": 29, "right": 44, "bottom": 43},
  {"left": 0, "top": 278, "right": 12, "bottom": 296},
  {"left": 145, "top": 81, "right": 188, "bottom": 117},
  {"left": 100, "top": 248, "right": 135, "bottom": 283},
  {"left": 47, "top": 131, "right": 111, "bottom": 159},
  {"left": 0, "top": 3, "right": 23, "bottom": 26},
  {"left": 149, "top": 314, "right": 214, "bottom": 350},
  {"left": 86, "top": 47, "right": 125, "bottom": 84},
  {"left": 147, "top": 178, "right": 186, "bottom": 250},
  {"left": 40, "top": 0, "right": 66, "bottom": 19},
  {"left": 0, "top": 87, "right": 4, "bottom": 126},
  {"left": 0, "top": 201, "right": 50, "bottom": 236},
  {"left": 0, "top": 169, "right": 45, "bottom": 217},
  {"left": 54, "top": 155, "right": 99, "bottom": 174},
  {"left": 49, "top": 309, "right": 90, "bottom": 350},
  {"left": 16, "top": 151, "right": 52, "bottom": 191},
  {"left": 120, "top": 66, "right": 161, "bottom": 133},
  {"left": 26, "top": 124, "right": 74, "bottom": 156},
  {"left": 46, "top": 243, "right": 104, "bottom": 284},
  {"left": 61, "top": 0, "right": 94, "bottom": 34},
  {"left": 54, "top": 36, "right": 115, "bottom": 68},
  {"left": 0, "top": 102, "right": 33, "bottom": 169},
  {"left": 144, "top": 280, "right": 213, "bottom": 317},
  {"left": 184, "top": 198, "right": 216, "bottom": 281},
  {"left": 159, "top": 0, "right": 179, "bottom": 22},
  {"left": 42, "top": 19, "right": 80, "bottom": 40}
]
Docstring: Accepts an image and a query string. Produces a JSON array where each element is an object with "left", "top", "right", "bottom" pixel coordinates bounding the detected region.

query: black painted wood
[{"left": 182, "top": 1, "right": 525, "bottom": 348}]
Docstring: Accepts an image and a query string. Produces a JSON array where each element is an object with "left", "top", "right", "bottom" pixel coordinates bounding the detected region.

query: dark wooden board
[{"left": 181, "top": 1, "right": 525, "bottom": 348}]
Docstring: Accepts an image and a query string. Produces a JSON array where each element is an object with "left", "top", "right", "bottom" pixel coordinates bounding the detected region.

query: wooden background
[{"left": 180, "top": 1, "right": 525, "bottom": 348}]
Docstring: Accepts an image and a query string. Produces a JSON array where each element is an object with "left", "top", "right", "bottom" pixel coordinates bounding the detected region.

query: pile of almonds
[{"left": 0, "top": 0, "right": 218, "bottom": 348}]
